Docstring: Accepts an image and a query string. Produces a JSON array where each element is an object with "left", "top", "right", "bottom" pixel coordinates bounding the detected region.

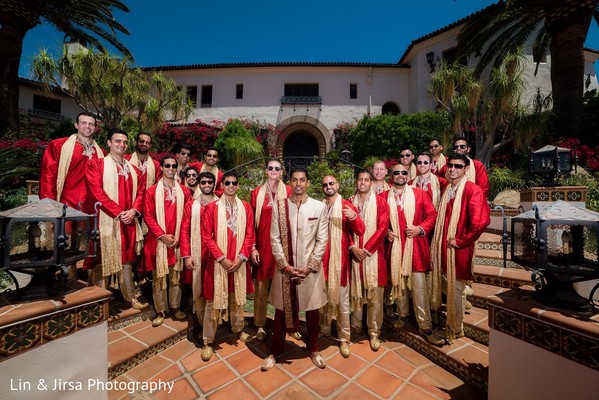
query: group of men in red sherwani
[{"left": 40, "top": 114, "right": 491, "bottom": 369}]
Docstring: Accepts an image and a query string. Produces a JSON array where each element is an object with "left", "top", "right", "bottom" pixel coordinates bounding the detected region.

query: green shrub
[
  {"left": 214, "top": 119, "right": 265, "bottom": 170},
  {"left": 488, "top": 167, "right": 529, "bottom": 200},
  {"left": 350, "top": 112, "right": 445, "bottom": 163},
  {"left": 560, "top": 173, "right": 599, "bottom": 212}
]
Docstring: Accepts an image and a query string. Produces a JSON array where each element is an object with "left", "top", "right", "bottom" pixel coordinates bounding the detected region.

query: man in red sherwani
[
  {"left": 125, "top": 132, "right": 161, "bottom": 189},
  {"left": 438, "top": 137, "right": 490, "bottom": 199},
  {"left": 39, "top": 112, "right": 105, "bottom": 279},
  {"left": 431, "top": 154, "right": 490, "bottom": 343},
  {"left": 250, "top": 158, "right": 292, "bottom": 342},
  {"left": 320, "top": 175, "right": 365, "bottom": 358},
  {"left": 200, "top": 171, "right": 255, "bottom": 361},
  {"left": 143, "top": 155, "right": 191, "bottom": 327},
  {"left": 180, "top": 172, "right": 219, "bottom": 340},
  {"left": 85, "top": 128, "right": 147, "bottom": 310},
  {"left": 428, "top": 138, "right": 446, "bottom": 176},
  {"left": 350, "top": 170, "right": 390, "bottom": 352},
  {"left": 382, "top": 164, "right": 443, "bottom": 346},
  {"left": 410, "top": 152, "right": 448, "bottom": 210},
  {"left": 40, "top": 112, "right": 104, "bottom": 210}
]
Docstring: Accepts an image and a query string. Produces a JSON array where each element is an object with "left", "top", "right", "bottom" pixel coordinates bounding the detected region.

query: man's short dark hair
[
  {"left": 76, "top": 112, "right": 97, "bottom": 124},
  {"left": 107, "top": 128, "right": 127, "bottom": 141},
  {"left": 447, "top": 153, "right": 470, "bottom": 166},
  {"left": 429, "top": 137, "right": 442, "bottom": 145},
  {"left": 171, "top": 142, "right": 192, "bottom": 155},
  {"left": 199, "top": 171, "right": 216, "bottom": 183},
  {"left": 186, "top": 166, "right": 199, "bottom": 175},
  {"left": 416, "top": 152, "right": 432, "bottom": 161},
  {"left": 454, "top": 137, "right": 470, "bottom": 147},
  {"left": 222, "top": 170, "right": 238, "bottom": 181},
  {"left": 205, "top": 147, "right": 219, "bottom": 155},
  {"left": 160, "top": 154, "right": 177, "bottom": 166},
  {"left": 136, "top": 132, "right": 152, "bottom": 142},
  {"left": 290, "top": 168, "right": 309, "bottom": 181},
  {"left": 357, "top": 169, "right": 373, "bottom": 180}
]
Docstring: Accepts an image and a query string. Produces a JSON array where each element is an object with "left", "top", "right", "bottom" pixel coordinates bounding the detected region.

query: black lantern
[
  {"left": 511, "top": 201, "right": 599, "bottom": 311},
  {"left": 426, "top": 51, "right": 436, "bottom": 73},
  {"left": 529, "top": 145, "right": 572, "bottom": 186},
  {"left": 0, "top": 198, "right": 97, "bottom": 300}
]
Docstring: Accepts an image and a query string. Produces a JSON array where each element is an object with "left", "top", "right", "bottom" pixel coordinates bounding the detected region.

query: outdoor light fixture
[
  {"left": 529, "top": 145, "right": 572, "bottom": 186},
  {"left": 511, "top": 201, "right": 599, "bottom": 312},
  {"left": 426, "top": 51, "right": 436, "bottom": 73},
  {"left": 0, "top": 198, "right": 97, "bottom": 300}
]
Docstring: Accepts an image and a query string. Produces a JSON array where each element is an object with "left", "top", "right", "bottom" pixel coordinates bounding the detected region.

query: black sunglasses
[
  {"left": 429, "top": 144, "right": 440, "bottom": 149},
  {"left": 322, "top": 181, "right": 336, "bottom": 188},
  {"left": 200, "top": 180, "right": 214, "bottom": 185},
  {"left": 205, "top": 153, "right": 218, "bottom": 158},
  {"left": 416, "top": 161, "right": 430, "bottom": 165},
  {"left": 163, "top": 163, "right": 178, "bottom": 169},
  {"left": 447, "top": 163, "right": 465, "bottom": 169},
  {"left": 453, "top": 144, "right": 467, "bottom": 150},
  {"left": 393, "top": 170, "right": 409, "bottom": 176},
  {"left": 179, "top": 151, "right": 191, "bottom": 156},
  {"left": 186, "top": 173, "right": 198, "bottom": 178},
  {"left": 267, "top": 166, "right": 282, "bottom": 171},
  {"left": 224, "top": 180, "right": 238, "bottom": 186},
  {"left": 399, "top": 154, "right": 412, "bottom": 158}
]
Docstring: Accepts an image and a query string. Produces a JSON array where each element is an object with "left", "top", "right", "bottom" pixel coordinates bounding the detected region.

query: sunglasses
[
  {"left": 205, "top": 153, "right": 218, "bottom": 158},
  {"left": 393, "top": 170, "right": 409, "bottom": 176},
  {"left": 267, "top": 166, "right": 282, "bottom": 171},
  {"left": 453, "top": 144, "right": 467, "bottom": 150},
  {"left": 179, "top": 151, "right": 191, "bottom": 156},
  {"left": 322, "top": 181, "right": 336, "bottom": 188},
  {"left": 163, "top": 163, "right": 178, "bottom": 169},
  {"left": 447, "top": 163, "right": 465, "bottom": 169},
  {"left": 429, "top": 144, "right": 440, "bottom": 149},
  {"left": 224, "top": 180, "right": 238, "bottom": 186},
  {"left": 186, "top": 173, "right": 198, "bottom": 178},
  {"left": 200, "top": 180, "right": 214, "bottom": 185},
  {"left": 399, "top": 154, "right": 412, "bottom": 158},
  {"left": 416, "top": 161, "right": 430, "bottom": 165}
]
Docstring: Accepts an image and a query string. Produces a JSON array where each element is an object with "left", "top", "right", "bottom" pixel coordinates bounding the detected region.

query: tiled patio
[{"left": 110, "top": 326, "right": 486, "bottom": 399}]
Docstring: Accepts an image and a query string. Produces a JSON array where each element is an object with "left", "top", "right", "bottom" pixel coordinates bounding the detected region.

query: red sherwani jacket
[
  {"left": 353, "top": 194, "right": 390, "bottom": 287},
  {"left": 84, "top": 158, "right": 144, "bottom": 267},
  {"left": 440, "top": 181, "right": 490, "bottom": 280},
  {"left": 201, "top": 199, "right": 256, "bottom": 300},
  {"left": 142, "top": 181, "right": 191, "bottom": 271},
  {"left": 322, "top": 198, "right": 365, "bottom": 286},
  {"left": 380, "top": 188, "right": 438, "bottom": 272},
  {"left": 39, "top": 136, "right": 104, "bottom": 211},
  {"left": 250, "top": 184, "right": 292, "bottom": 280}
]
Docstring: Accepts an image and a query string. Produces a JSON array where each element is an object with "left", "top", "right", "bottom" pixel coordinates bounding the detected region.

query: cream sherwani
[{"left": 269, "top": 197, "right": 329, "bottom": 312}]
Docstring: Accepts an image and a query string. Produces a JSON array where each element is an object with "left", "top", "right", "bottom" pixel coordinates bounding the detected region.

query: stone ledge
[{"left": 488, "top": 286, "right": 599, "bottom": 371}]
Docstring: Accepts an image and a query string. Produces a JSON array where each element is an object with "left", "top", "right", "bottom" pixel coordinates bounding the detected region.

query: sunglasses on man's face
[
  {"left": 205, "top": 153, "right": 218, "bottom": 158},
  {"left": 186, "top": 173, "right": 198, "bottom": 178},
  {"left": 416, "top": 161, "right": 430, "bottom": 165},
  {"left": 322, "top": 181, "right": 336, "bottom": 188},
  {"left": 163, "top": 163, "right": 178, "bottom": 169},
  {"left": 393, "top": 170, "right": 409, "bottom": 176},
  {"left": 267, "top": 166, "right": 282, "bottom": 171},
  {"left": 179, "top": 151, "right": 191, "bottom": 156},
  {"left": 223, "top": 180, "right": 238, "bottom": 186},
  {"left": 399, "top": 153, "right": 412, "bottom": 158},
  {"left": 447, "top": 163, "right": 465, "bottom": 169},
  {"left": 453, "top": 144, "right": 467, "bottom": 150},
  {"left": 200, "top": 180, "right": 214, "bottom": 185},
  {"left": 429, "top": 144, "right": 440, "bottom": 149}
]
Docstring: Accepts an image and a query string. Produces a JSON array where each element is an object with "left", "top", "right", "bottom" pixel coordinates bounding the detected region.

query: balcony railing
[{"left": 280, "top": 96, "right": 322, "bottom": 105}]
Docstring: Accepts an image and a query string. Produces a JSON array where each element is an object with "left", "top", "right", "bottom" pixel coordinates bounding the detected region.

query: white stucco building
[{"left": 19, "top": 5, "right": 599, "bottom": 159}]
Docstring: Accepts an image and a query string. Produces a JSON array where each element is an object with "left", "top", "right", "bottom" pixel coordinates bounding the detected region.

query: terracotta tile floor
[{"left": 111, "top": 329, "right": 486, "bottom": 399}]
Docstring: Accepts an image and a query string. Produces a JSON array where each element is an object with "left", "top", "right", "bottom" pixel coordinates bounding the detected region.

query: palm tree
[
  {"left": 429, "top": 50, "right": 548, "bottom": 167},
  {"left": 0, "top": 0, "right": 131, "bottom": 134},
  {"left": 457, "top": 0, "right": 599, "bottom": 141}
]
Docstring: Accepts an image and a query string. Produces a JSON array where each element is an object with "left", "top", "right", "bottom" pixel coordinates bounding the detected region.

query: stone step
[{"left": 106, "top": 298, "right": 192, "bottom": 381}]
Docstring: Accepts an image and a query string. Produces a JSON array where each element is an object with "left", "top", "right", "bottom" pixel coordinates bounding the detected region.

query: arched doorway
[
  {"left": 382, "top": 101, "right": 400, "bottom": 115},
  {"left": 283, "top": 130, "right": 319, "bottom": 169}
]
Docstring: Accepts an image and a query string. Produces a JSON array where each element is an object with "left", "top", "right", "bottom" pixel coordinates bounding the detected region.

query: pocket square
[{"left": 308, "top": 217, "right": 318, "bottom": 221}]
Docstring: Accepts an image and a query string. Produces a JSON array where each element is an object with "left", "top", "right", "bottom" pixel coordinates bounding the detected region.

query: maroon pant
[{"left": 271, "top": 308, "right": 320, "bottom": 356}]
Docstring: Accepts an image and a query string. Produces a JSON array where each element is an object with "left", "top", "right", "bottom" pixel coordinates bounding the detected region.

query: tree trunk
[
  {"left": 548, "top": 14, "right": 590, "bottom": 141},
  {"left": 0, "top": 23, "right": 29, "bottom": 135}
]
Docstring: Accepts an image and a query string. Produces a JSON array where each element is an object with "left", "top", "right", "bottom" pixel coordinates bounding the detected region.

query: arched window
[{"left": 382, "top": 102, "right": 400, "bottom": 115}]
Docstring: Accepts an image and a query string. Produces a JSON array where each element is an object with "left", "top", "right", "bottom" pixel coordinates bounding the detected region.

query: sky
[{"left": 18, "top": 0, "right": 599, "bottom": 78}]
